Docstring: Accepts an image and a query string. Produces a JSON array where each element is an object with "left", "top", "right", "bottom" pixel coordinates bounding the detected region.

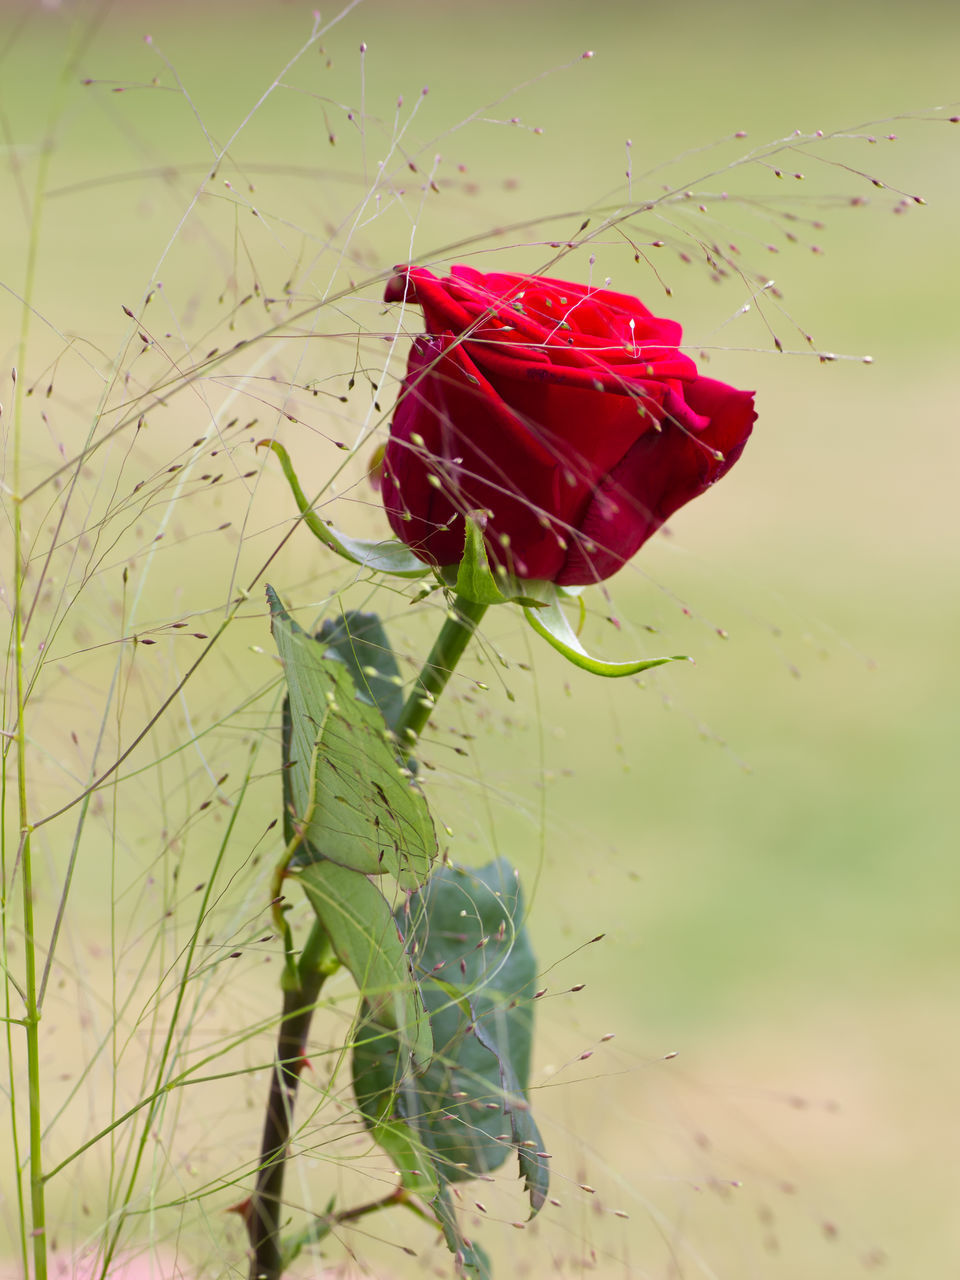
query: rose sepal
[
  {"left": 521, "top": 582, "right": 691, "bottom": 678},
  {"left": 444, "top": 515, "right": 687, "bottom": 676},
  {"left": 260, "top": 439, "right": 432, "bottom": 579},
  {"left": 442, "top": 511, "right": 550, "bottom": 608}
]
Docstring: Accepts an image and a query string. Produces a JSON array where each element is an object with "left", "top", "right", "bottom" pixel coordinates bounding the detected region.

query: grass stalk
[{"left": 12, "top": 405, "right": 48, "bottom": 1280}]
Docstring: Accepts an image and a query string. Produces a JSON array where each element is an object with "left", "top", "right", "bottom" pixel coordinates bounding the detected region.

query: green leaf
[
  {"left": 470, "top": 1014, "right": 549, "bottom": 1213},
  {"left": 434, "top": 1183, "right": 492, "bottom": 1279},
  {"left": 262, "top": 439, "right": 431, "bottom": 578},
  {"left": 522, "top": 582, "right": 690, "bottom": 677},
  {"left": 346, "top": 983, "right": 440, "bottom": 1204},
  {"left": 280, "top": 1196, "right": 336, "bottom": 1269},
  {"left": 268, "top": 586, "right": 436, "bottom": 885},
  {"left": 352, "top": 859, "right": 547, "bottom": 1217},
  {"left": 361, "top": 1114, "right": 439, "bottom": 1200},
  {"left": 317, "top": 609, "right": 405, "bottom": 731},
  {"left": 297, "top": 860, "right": 431, "bottom": 1066}
]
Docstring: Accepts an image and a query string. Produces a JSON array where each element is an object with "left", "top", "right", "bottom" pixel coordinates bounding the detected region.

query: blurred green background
[{"left": 1, "top": 1, "right": 957, "bottom": 1277}]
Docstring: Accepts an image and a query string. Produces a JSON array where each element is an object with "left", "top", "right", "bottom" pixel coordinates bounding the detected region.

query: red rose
[{"left": 381, "top": 265, "right": 756, "bottom": 586}]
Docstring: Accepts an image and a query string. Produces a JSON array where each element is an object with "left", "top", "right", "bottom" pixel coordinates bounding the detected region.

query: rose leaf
[
  {"left": 434, "top": 1183, "right": 493, "bottom": 1278},
  {"left": 316, "top": 608, "right": 406, "bottom": 731},
  {"left": 269, "top": 585, "right": 436, "bottom": 885},
  {"left": 352, "top": 860, "right": 546, "bottom": 1215},
  {"left": 297, "top": 859, "right": 432, "bottom": 1068}
]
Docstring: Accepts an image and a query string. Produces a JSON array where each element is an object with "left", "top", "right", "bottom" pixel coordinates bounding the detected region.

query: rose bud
[{"left": 381, "top": 265, "right": 756, "bottom": 586}]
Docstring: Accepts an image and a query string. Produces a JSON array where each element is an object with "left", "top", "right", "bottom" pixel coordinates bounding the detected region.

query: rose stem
[
  {"left": 247, "top": 593, "right": 487, "bottom": 1280},
  {"left": 392, "top": 595, "right": 489, "bottom": 748},
  {"left": 247, "top": 921, "right": 338, "bottom": 1280}
]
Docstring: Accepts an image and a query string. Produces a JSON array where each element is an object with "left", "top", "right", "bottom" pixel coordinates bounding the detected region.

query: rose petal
[
  {"left": 383, "top": 335, "right": 571, "bottom": 579},
  {"left": 383, "top": 267, "right": 757, "bottom": 585},
  {"left": 557, "top": 380, "right": 756, "bottom": 585}
]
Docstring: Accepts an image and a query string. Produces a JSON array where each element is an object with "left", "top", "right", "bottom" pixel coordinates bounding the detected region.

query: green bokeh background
[{"left": 1, "top": 1, "right": 957, "bottom": 1277}]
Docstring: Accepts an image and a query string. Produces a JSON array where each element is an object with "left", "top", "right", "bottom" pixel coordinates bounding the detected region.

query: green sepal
[
  {"left": 446, "top": 512, "right": 548, "bottom": 608},
  {"left": 261, "top": 439, "right": 431, "bottom": 578},
  {"left": 523, "top": 582, "right": 690, "bottom": 677},
  {"left": 445, "top": 515, "right": 689, "bottom": 677}
]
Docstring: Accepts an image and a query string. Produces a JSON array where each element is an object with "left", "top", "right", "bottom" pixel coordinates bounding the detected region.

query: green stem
[
  {"left": 329, "top": 1184, "right": 438, "bottom": 1230},
  {"left": 392, "top": 595, "right": 489, "bottom": 747}
]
